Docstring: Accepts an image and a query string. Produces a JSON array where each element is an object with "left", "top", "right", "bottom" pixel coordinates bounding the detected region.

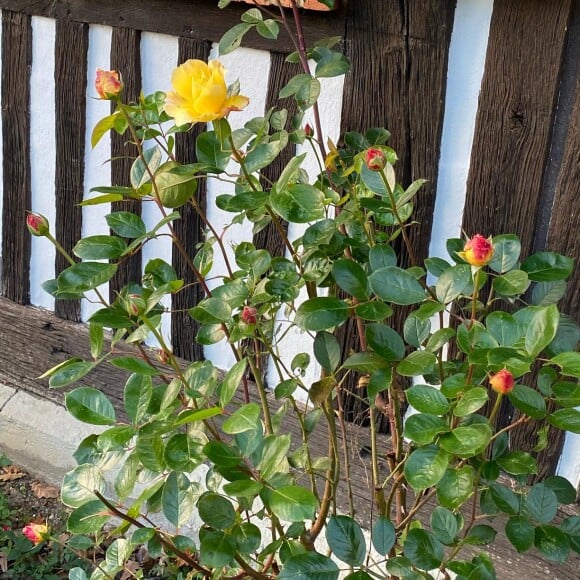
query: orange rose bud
[
  {"left": 462, "top": 234, "right": 494, "bottom": 267},
  {"left": 95, "top": 68, "right": 123, "bottom": 100},
  {"left": 364, "top": 147, "right": 386, "bottom": 172},
  {"left": 489, "top": 369, "right": 515, "bottom": 395},
  {"left": 22, "top": 523, "right": 49, "bottom": 545},
  {"left": 26, "top": 212, "right": 50, "bottom": 237},
  {"left": 241, "top": 306, "right": 258, "bottom": 325}
]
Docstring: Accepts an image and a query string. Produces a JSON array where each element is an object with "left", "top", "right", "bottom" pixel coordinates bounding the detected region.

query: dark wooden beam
[
  {"left": 1, "top": 10, "right": 32, "bottom": 305},
  {"left": 109, "top": 27, "right": 143, "bottom": 301},
  {"left": 171, "top": 37, "right": 212, "bottom": 362},
  {"left": 0, "top": 0, "right": 346, "bottom": 54},
  {"left": 54, "top": 20, "right": 89, "bottom": 321}
]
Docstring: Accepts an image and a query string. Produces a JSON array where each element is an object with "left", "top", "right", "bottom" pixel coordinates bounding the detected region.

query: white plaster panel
[{"left": 29, "top": 16, "right": 56, "bottom": 310}]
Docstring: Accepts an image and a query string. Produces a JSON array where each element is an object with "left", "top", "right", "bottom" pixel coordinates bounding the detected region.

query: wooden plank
[
  {"left": 171, "top": 37, "right": 212, "bottom": 362},
  {"left": 337, "top": 0, "right": 455, "bottom": 429},
  {"left": 108, "top": 27, "right": 143, "bottom": 301},
  {"left": 0, "top": 296, "right": 578, "bottom": 579},
  {"left": 462, "top": 0, "right": 574, "bottom": 255},
  {"left": 253, "top": 51, "right": 300, "bottom": 256},
  {"left": 0, "top": 0, "right": 346, "bottom": 54},
  {"left": 1, "top": 11, "right": 32, "bottom": 305},
  {"left": 54, "top": 20, "right": 89, "bottom": 321}
]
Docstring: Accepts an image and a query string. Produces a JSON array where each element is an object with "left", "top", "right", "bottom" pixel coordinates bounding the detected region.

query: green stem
[{"left": 247, "top": 355, "right": 274, "bottom": 435}]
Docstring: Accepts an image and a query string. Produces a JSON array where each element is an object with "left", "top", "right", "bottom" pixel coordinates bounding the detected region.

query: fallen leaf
[
  {"left": 0, "top": 466, "right": 25, "bottom": 482},
  {"left": 30, "top": 480, "right": 60, "bottom": 499}
]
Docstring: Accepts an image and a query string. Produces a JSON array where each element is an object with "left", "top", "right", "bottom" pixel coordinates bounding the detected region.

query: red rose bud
[
  {"left": 95, "top": 68, "right": 123, "bottom": 99},
  {"left": 462, "top": 234, "right": 494, "bottom": 267},
  {"left": 304, "top": 124, "right": 314, "bottom": 138},
  {"left": 365, "top": 147, "right": 386, "bottom": 172},
  {"left": 22, "top": 523, "right": 49, "bottom": 545},
  {"left": 489, "top": 369, "right": 515, "bottom": 395},
  {"left": 26, "top": 212, "right": 50, "bottom": 237},
  {"left": 241, "top": 306, "right": 258, "bottom": 325}
]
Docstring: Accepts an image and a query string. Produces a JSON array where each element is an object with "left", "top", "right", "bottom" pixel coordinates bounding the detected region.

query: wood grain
[
  {"left": 337, "top": 0, "right": 455, "bottom": 429},
  {"left": 54, "top": 20, "right": 89, "bottom": 321},
  {"left": 0, "top": 0, "right": 346, "bottom": 54},
  {"left": 1, "top": 11, "right": 32, "bottom": 305},
  {"left": 171, "top": 37, "right": 212, "bottom": 362},
  {"left": 108, "top": 27, "right": 143, "bottom": 301}
]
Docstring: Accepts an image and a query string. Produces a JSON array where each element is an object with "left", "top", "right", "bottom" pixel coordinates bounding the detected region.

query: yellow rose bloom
[{"left": 164, "top": 59, "right": 249, "bottom": 125}]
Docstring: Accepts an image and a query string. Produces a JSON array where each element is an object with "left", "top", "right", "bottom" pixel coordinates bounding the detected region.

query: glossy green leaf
[
  {"left": 223, "top": 402, "right": 261, "bottom": 434},
  {"left": 508, "top": 385, "right": 546, "bottom": 419},
  {"left": 404, "top": 414, "right": 448, "bottom": 445},
  {"left": 326, "top": 515, "right": 366, "bottom": 566},
  {"left": 313, "top": 332, "right": 341, "bottom": 373},
  {"left": 403, "top": 313, "right": 431, "bottom": 348},
  {"left": 492, "top": 270, "right": 530, "bottom": 296},
  {"left": 435, "top": 264, "right": 471, "bottom": 303},
  {"left": 534, "top": 526, "right": 570, "bottom": 562},
  {"left": 489, "top": 234, "right": 521, "bottom": 273},
  {"left": 371, "top": 516, "right": 395, "bottom": 556},
  {"left": 489, "top": 483, "right": 521, "bottom": 515},
  {"left": 549, "top": 352, "right": 580, "bottom": 378},
  {"left": 548, "top": 408, "right": 580, "bottom": 433},
  {"left": 454, "top": 387, "right": 488, "bottom": 417},
  {"left": 397, "top": 351, "right": 437, "bottom": 376},
  {"left": 404, "top": 529, "right": 444, "bottom": 571},
  {"left": 404, "top": 446, "right": 449, "bottom": 491},
  {"left": 164, "top": 433, "right": 203, "bottom": 472},
  {"left": 342, "top": 352, "right": 390, "bottom": 373},
  {"left": 439, "top": 423, "right": 492, "bottom": 458},
  {"left": 110, "top": 357, "right": 160, "bottom": 376},
  {"left": 544, "top": 476, "right": 577, "bottom": 504},
  {"left": 430, "top": 506, "right": 459, "bottom": 545},
  {"left": 269, "top": 486, "right": 318, "bottom": 523},
  {"left": 189, "top": 297, "right": 232, "bottom": 324},
  {"left": 67, "top": 500, "right": 109, "bottom": 535},
  {"left": 521, "top": 252, "right": 574, "bottom": 281},
  {"left": 436, "top": 466, "right": 474, "bottom": 509},
  {"left": 73, "top": 235, "right": 127, "bottom": 260},
  {"left": 124, "top": 373, "right": 152, "bottom": 424},
  {"left": 279, "top": 552, "right": 339, "bottom": 580},
  {"left": 332, "top": 259, "right": 369, "bottom": 300},
  {"left": 57, "top": 262, "right": 117, "bottom": 293},
  {"left": 365, "top": 323, "right": 405, "bottom": 361},
  {"left": 369, "top": 244, "right": 397, "bottom": 270},
  {"left": 198, "top": 492, "right": 236, "bottom": 529},
  {"left": 505, "top": 516, "right": 535, "bottom": 553},
  {"left": 527, "top": 483, "right": 558, "bottom": 524},
  {"left": 61, "top": 464, "right": 107, "bottom": 508},
  {"left": 271, "top": 183, "right": 325, "bottom": 223},
  {"left": 497, "top": 451, "right": 537, "bottom": 475},
  {"left": 48, "top": 360, "right": 96, "bottom": 389},
  {"left": 295, "top": 297, "right": 349, "bottom": 331},
  {"left": 106, "top": 211, "right": 147, "bottom": 238},
  {"left": 369, "top": 266, "right": 425, "bottom": 305},
  {"left": 199, "top": 530, "right": 237, "bottom": 568},
  {"left": 66, "top": 387, "right": 116, "bottom": 425}
]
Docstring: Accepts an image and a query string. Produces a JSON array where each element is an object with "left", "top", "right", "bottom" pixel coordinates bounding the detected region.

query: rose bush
[{"left": 31, "top": 1, "right": 579, "bottom": 578}]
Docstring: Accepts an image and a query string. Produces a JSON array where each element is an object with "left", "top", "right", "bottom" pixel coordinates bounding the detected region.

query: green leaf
[
  {"left": 61, "top": 464, "right": 107, "bottom": 508},
  {"left": 174, "top": 407, "right": 222, "bottom": 426},
  {"left": 73, "top": 235, "right": 127, "bottom": 260},
  {"left": 67, "top": 500, "right": 109, "bottom": 535},
  {"left": 522, "top": 305, "right": 559, "bottom": 356},
  {"left": 200, "top": 530, "right": 236, "bottom": 568},
  {"left": 106, "top": 211, "right": 147, "bottom": 238},
  {"left": 313, "top": 332, "right": 341, "bottom": 373},
  {"left": 544, "top": 476, "right": 577, "bottom": 504},
  {"left": 66, "top": 387, "right": 116, "bottom": 425},
  {"left": 369, "top": 267, "right": 425, "bottom": 305},
  {"left": 465, "top": 525, "right": 496, "bottom": 545},
  {"left": 198, "top": 492, "right": 236, "bottom": 529},
  {"left": 279, "top": 553, "right": 339, "bottom": 580},
  {"left": 403, "top": 314, "right": 431, "bottom": 348},
  {"left": 439, "top": 424, "right": 492, "bottom": 458},
  {"left": 532, "top": 280, "right": 568, "bottom": 306},
  {"left": 489, "top": 234, "right": 521, "bottom": 273},
  {"left": 489, "top": 483, "right": 521, "bottom": 515},
  {"left": 203, "top": 441, "right": 242, "bottom": 468},
  {"left": 124, "top": 374, "right": 152, "bottom": 424},
  {"left": 271, "top": 183, "right": 325, "bottom": 223},
  {"left": 550, "top": 352, "right": 580, "bottom": 378},
  {"left": 332, "top": 259, "right": 369, "bottom": 300},
  {"left": 404, "top": 529, "right": 444, "bottom": 571},
  {"left": 196, "top": 131, "right": 231, "bottom": 171},
  {"left": 486, "top": 311, "right": 520, "bottom": 346},
  {"left": 111, "top": 357, "right": 160, "bottom": 376},
  {"left": 136, "top": 434, "right": 166, "bottom": 472},
  {"left": 91, "top": 112, "right": 122, "bottom": 148},
  {"left": 258, "top": 434, "right": 291, "bottom": 480},
  {"left": 164, "top": 433, "right": 203, "bottom": 472},
  {"left": 89, "top": 323, "right": 104, "bottom": 360},
  {"left": 406, "top": 385, "right": 450, "bottom": 415},
  {"left": 534, "top": 526, "right": 570, "bottom": 562},
  {"left": 561, "top": 516, "right": 580, "bottom": 553},
  {"left": 505, "top": 516, "right": 535, "bottom": 553},
  {"left": 404, "top": 446, "right": 449, "bottom": 491},
  {"left": 161, "top": 472, "right": 197, "bottom": 528},
  {"left": 371, "top": 516, "right": 395, "bottom": 556},
  {"left": 222, "top": 403, "right": 261, "bottom": 434},
  {"left": 295, "top": 297, "right": 349, "bottom": 331},
  {"left": 219, "top": 21, "right": 252, "bottom": 55},
  {"left": 404, "top": 414, "right": 448, "bottom": 445},
  {"left": 492, "top": 270, "right": 530, "bottom": 296},
  {"left": 436, "top": 466, "right": 474, "bottom": 509},
  {"left": 269, "top": 486, "right": 318, "bottom": 523},
  {"left": 57, "top": 262, "right": 118, "bottom": 293},
  {"left": 548, "top": 408, "right": 580, "bottom": 433},
  {"left": 256, "top": 19, "right": 279, "bottom": 40},
  {"left": 508, "top": 385, "right": 546, "bottom": 419},
  {"left": 325, "top": 515, "right": 366, "bottom": 566},
  {"left": 521, "top": 252, "right": 574, "bottom": 281},
  {"left": 430, "top": 506, "right": 459, "bottom": 545},
  {"left": 365, "top": 323, "right": 405, "bottom": 361},
  {"left": 244, "top": 139, "right": 286, "bottom": 173},
  {"left": 397, "top": 351, "right": 437, "bottom": 376},
  {"left": 189, "top": 297, "right": 232, "bottom": 324},
  {"left": 48, "top": 360, "right": 96, "bottom": 389},
  {"left": 426, "top": 328, "right": 456, "bottom": 353},
  {"left": 342, "top": 352, "right": 390, "bottom": 373},
  {"left": 131, "top": 146, "right": 162, "bottom": 190},
  {"left": 369, "top": 244, "right": 397, "bottom": 270},
  {"left": 219, "top": 359, "right": 248, "bottom": 407},
  {"left": 435, "top": 264, "right": 471, "bottom": 303},
  {"left": 313, "top": 47, "right": 351, "bottom": 78},
  {"left": 454, "top": 387, "right": 488, "bottom": 417},
  {"left": 497, "top": 451, "right": 537, "bottom": 475}
]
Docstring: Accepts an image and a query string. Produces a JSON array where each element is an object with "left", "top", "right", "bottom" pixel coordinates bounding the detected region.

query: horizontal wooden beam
[{"left": 0, "top": 0, "right": 346, "bottom": 53}]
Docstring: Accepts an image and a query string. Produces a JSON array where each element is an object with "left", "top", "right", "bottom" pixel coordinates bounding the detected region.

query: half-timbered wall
[{"left": 0, "top": 0, "right": 578, "bottom": 485}]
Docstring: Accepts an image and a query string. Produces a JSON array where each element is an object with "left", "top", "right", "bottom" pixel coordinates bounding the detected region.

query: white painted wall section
[
  {"left": 29, "top": 16, "right": 57, "bottom": 311},
  {"left": 81, "top": 24, "right": 113, "bottom": 321}
]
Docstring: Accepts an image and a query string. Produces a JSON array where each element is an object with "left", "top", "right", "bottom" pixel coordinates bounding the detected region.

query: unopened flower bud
[
  {"left": 26, "top": 212, "right": 50, "bottom": 237},
  {"left": 124, "top": 294, "right": 144, "bottom": 317},
  {"left": 489, "top": 369, "right": 515, "bottom": 395},
  {"left": 304, "top": 123, "right": 314, "bottom": 138},
  {"left": 95, "top": 68, "right": 123, "bottom": 100},
  {"left": 157, "top": 349, "right": 170, "bottom": 364},
  {"left": 241, "top": 305, "right": 258, "bottom": 325},
  {"left": 365, "top": 147, "right": 386, "bottom": 172},
  {"left": 22, "top": 523, "right": 49, "bottom": 545},
  {"left": 460, "top": 234, "right": 494, "bottom": 267}
]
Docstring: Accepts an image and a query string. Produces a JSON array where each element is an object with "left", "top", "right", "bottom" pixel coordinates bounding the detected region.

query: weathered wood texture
[
  {"left": 253, "top": 52, "right": 301, "bottom": 256},
  {"left": 171, "top": 37, "right": 212, "bottom": 362},
  {"left": 337, "top": 0, "right": 455, "bottom": 427},
  {"left": 109, "top": 27, "right": 143, "bottom": 301},
  {"left": 461, "top": 0, "right": 575, "bottom": 477},
  {"left": 0, "top": 0, "right": 346, "bottom": 53},
  {"left": 1, "top": 11, "right": 32, "bottom": 305},
  {"left": 0, "top": 296, "right": 578, "bottom": 579},
  {"left": 54, "top": 20, "right": 88, "bottom": 321}
]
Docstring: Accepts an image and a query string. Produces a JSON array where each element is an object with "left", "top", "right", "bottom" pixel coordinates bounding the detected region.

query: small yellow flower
[{"left": 164, "top": 59, "right": 249, "bottom": 126}]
